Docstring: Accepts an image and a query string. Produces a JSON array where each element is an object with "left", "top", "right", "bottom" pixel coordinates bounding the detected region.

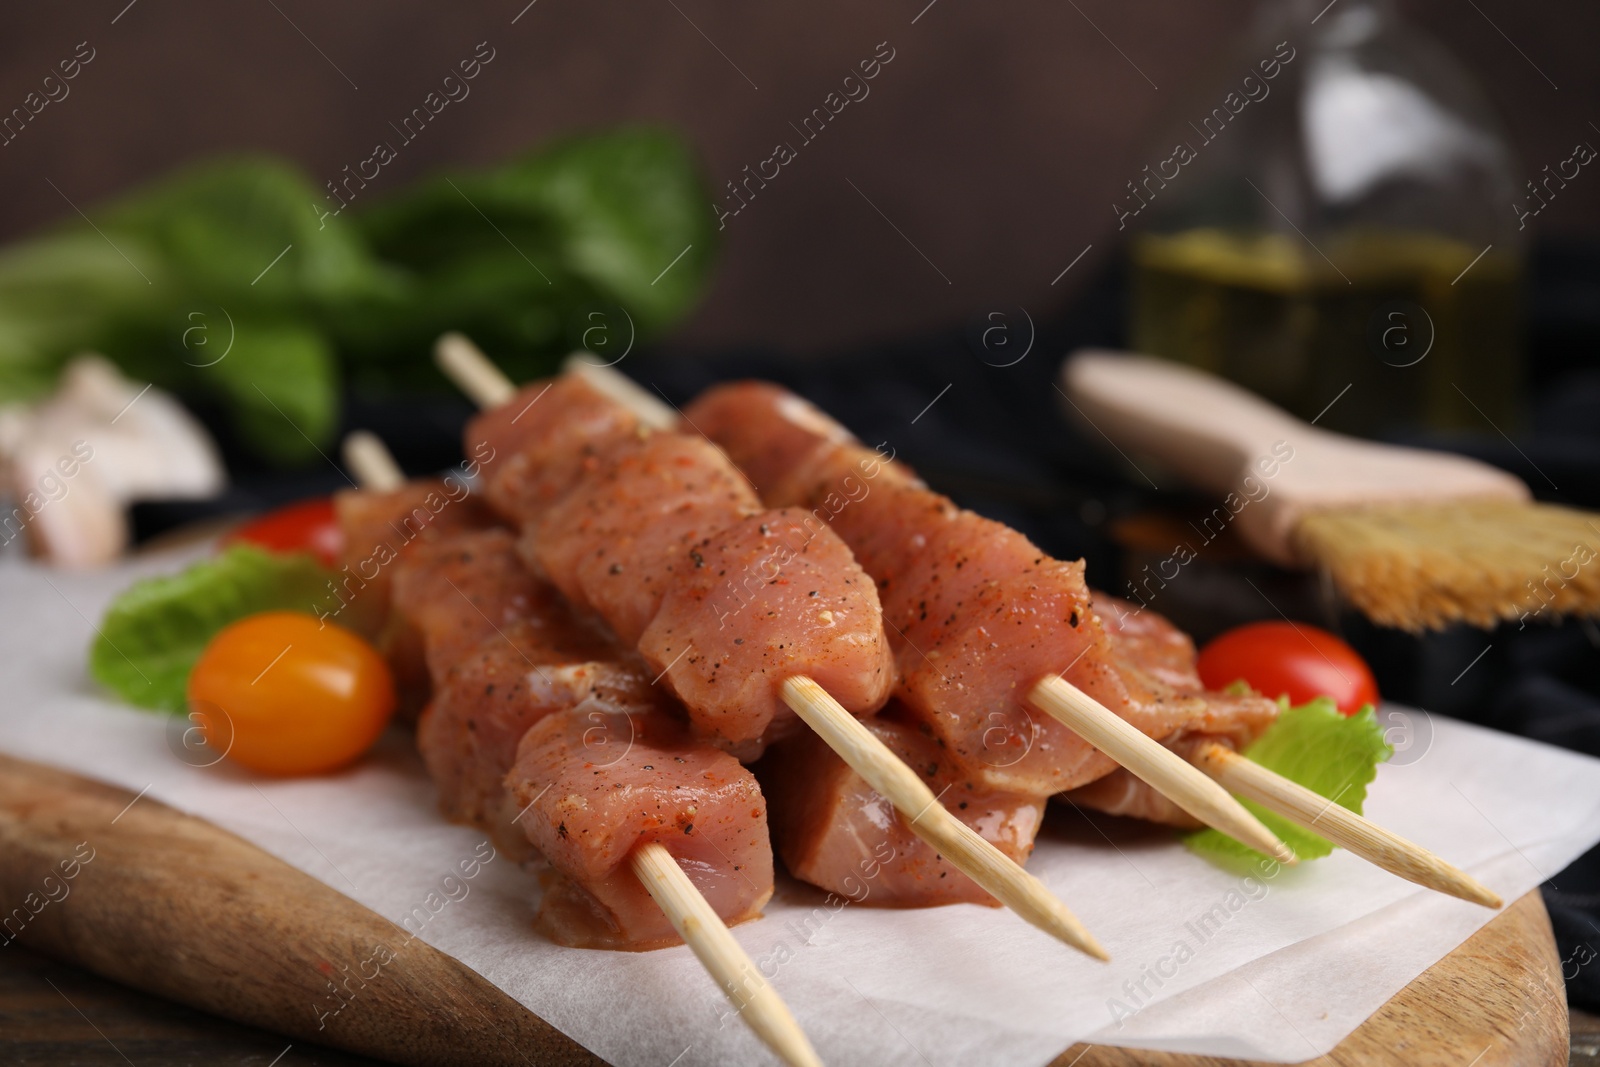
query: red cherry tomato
[
  {"left": 1197, "top": 620, "right": 1378, "bottom": 715},
  {"left": 187, "top": 611, "right": 395, "bottom": 776},
  {"left": 224, "top": 498, "right": 343, "bottom": 566}
]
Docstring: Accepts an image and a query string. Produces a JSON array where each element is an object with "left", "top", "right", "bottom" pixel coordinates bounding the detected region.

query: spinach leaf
[
  {"left": 347, "top": 127, "right": 717, "bottom": 384},
  {"left": 0, "top": 130, "right": 717, "bottom": 463}
]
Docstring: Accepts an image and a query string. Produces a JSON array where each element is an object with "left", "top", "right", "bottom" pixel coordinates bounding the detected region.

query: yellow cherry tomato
[{"left": 187, "top": 611, "right": 395, "bottom": 776}]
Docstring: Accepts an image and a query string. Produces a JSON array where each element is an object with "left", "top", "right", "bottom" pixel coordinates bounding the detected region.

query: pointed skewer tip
[{"left": 1197, "top": 743, "right": 1502, "bottom": 909}]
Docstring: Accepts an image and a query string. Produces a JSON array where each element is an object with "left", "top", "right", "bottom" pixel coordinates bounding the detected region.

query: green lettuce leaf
[
  {"left": 89, "top": 545, "right": 338, "bottom": 713},
  {"left": 1185, "top": 697, "right": 1394, "bottom": 863}
]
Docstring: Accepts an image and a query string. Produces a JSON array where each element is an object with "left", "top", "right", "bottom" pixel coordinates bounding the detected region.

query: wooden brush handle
[
  {"left": 1060, "top": 350, "right": 1530, "bottom": 565},
  {"left": 1061, "top": 350, "right": 1306, "bottom": 495}
]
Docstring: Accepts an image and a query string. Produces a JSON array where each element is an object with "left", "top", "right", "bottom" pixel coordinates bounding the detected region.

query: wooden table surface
[
  {"left": 0, "top": 941, "right": 384, "bottom": 1066},
  {"left": 1, "top": 943, "right": 1592, "bottom": 1066}
]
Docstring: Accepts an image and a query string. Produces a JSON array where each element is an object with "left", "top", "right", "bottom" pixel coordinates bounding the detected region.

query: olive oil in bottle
[
  {"left": 1129, "top": 228, "right": 1521, "bottom": 437},
  {"left": 1121, "top": 0, "right": 1522, "bottom": 438}
]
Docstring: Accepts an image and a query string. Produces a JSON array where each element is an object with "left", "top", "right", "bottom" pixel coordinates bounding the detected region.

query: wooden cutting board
[{"left": 0, "top": 754, "right": 1568, "bottom": 1067}]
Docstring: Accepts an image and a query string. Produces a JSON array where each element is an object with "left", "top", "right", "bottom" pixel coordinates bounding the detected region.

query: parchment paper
[{"left": 3, "top": 549, "right": 1597, "bottom": 1066}]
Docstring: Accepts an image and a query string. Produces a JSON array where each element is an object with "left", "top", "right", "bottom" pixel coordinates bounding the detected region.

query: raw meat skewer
[
  {"left": 434, "top": 332, "right": 1108, "bottom": 960},
  {"left": 343, "top": 435, "right": 824, "bottom": 1067},
  {"left": 686, "top": 379, "right": 1502, "bottom": 909}
]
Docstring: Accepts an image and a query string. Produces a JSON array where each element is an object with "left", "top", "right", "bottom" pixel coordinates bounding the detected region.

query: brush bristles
[{"left": 1294, "top": 500, "right": 1600, "bottom": 631}]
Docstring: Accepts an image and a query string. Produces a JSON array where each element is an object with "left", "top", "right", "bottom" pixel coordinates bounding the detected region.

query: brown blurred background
[{"left": 0, "top": 0, "right": 1595, "bottom": 352}]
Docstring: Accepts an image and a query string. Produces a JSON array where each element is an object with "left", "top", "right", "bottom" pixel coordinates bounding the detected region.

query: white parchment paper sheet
[{"left": 2, "top": 551, "right": 1596, "bottom": 1066}]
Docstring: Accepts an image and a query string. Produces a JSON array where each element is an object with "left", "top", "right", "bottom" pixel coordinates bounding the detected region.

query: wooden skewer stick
[
  {"left": 437, "top": 331, "right": 516, "bottom": 407},
  {"left": 342, "top": 430, "right": 405, "bottom": 492},
  {"left": 781, "top": 677, "right": 1108, "bottom": 959},
  {"left": 1194, "top": 743, "right": 1502, "bottom": 908},
  {"left": 632, "top": 842, "right": 825, "bottom": 1067},
  {"left": 341, "top": 432, "right": 826, "bottom": 1067},
  {"left": 1030, "top": 676, "right": 1297, "bottom": 864},
  {"left": 432, "top": 334, "right": 1109, "bottom": 961},
  {"left": 561, "top": 353, "right": 678, "bottom": 429}
]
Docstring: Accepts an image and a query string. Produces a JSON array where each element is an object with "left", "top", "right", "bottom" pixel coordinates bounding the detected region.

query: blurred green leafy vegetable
[{"left": 0, "top": 129, "right": 717, "bottom": 462}]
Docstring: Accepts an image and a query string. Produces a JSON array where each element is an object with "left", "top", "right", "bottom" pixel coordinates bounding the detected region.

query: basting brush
[{"left": 1061, "top": 350, "right": 1600, "bottom": 632}]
